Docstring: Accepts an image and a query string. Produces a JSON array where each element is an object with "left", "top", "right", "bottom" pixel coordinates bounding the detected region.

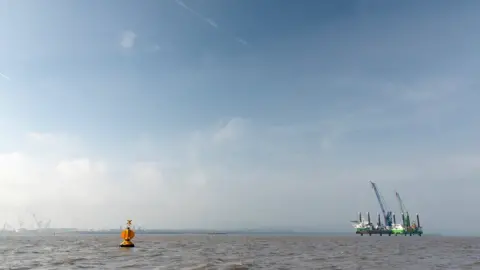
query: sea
[{"left": 1, "top": 234, "right": 479, "bottom": 269}]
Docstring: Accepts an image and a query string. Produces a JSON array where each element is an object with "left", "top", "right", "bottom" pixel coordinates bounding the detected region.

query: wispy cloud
[
  {"left": 0, "top": 72, "right": 11, "bottom": 80},
  {"left": 27, "top": 132, "right": 56, "bottom": 144},
  {"left": 174, "top": 0, "right": 218, "bottom": 29},
  {"left": 212, "top": 117, "right": 248, "bottom": 144},
  {"left": 205, "top": 18, "right": 218, "bottom": 29},
  {"left": 174, "top": 0, "right": 248, "bottom": 46},
  {"left": 235, "top": 37, "right": 248, "bottom": 46},
  {"left": 120, "top": 30, "right": 136, "bottom": 48}
]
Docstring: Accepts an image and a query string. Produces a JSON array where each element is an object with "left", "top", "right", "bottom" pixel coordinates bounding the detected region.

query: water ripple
[{"left": 0, "top": 235, "right": 478, "bottom": 269}]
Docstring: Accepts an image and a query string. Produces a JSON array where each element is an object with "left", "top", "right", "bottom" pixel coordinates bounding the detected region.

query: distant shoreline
[
  {"left": 73, "top": 231, "right": 351, "bottom": 236},
  {"left": 0, "top": 229, "right": 445, "bottom": 237},
  {"left": 60, "top": 230, "right": 443, "bottom": 237}
]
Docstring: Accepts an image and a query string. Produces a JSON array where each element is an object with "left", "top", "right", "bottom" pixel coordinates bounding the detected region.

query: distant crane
[
  {"left": 2, "top": 222, "right": 13, "bottom": 232},
  {"left": 18, "top": 218, "right": 24, "bottom": 229},
  {"left": 395, "top": 191, "right": 408, "bottom": 214},
  {"left": 30, "top": 212, "right": 43, "bottom": 230},
  {"left": 32, "top": 213, "right": 40, "bottom": 229},
  {"left": 44, "top": 219, "right": 51, "bottom": 229},
  {"left": 370, "top": 181, "right": 393, "bottom": 227},
  {"left": 395, "top": 191, "right": 411, "bottom": 227}
]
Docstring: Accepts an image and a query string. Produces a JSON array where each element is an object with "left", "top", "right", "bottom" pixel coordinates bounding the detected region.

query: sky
[{"left": 0, "top": 0, "right": 480, "bottom": 233}]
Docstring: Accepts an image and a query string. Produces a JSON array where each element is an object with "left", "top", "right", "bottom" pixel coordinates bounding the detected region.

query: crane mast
[
  {"left": 395, "top": 191, "right": 411, "bottom": 227},
  {"left": 395, "top": 191, "right": 408, "bottom": 214},
  {"left": 370, "top": 181, "right": 393, "bottom": 227}
]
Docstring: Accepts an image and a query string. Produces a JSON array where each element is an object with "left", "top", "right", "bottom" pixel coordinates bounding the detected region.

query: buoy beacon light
[{"left": 120, "top": 220, "right": 136, "bottom": 247}]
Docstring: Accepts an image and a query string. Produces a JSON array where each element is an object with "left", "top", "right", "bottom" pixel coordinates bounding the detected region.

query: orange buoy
[
  {"left": 120, "top": 220, "right": 135, "bottom": 248},
  {"left": 121, "top": 228, "right": 136, "bottom": 240}
]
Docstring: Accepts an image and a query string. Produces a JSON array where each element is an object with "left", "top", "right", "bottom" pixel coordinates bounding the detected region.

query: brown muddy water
[{"left": 1, "top": 234, "right": 479, "bottom": 269}]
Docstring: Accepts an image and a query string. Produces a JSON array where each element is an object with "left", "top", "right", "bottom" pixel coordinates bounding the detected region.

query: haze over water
[{"left": 1, "top": 235, "right": 479, "bottom": 269}]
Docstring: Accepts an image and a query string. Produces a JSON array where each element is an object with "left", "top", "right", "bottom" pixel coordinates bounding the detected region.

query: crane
[
  {"left": 395, "top": 191, "right": 408, "bottom": 214},
  {"left": 18, "top": 218, "right": 24, "bottom": 229},
  {"left": 44, "top": 219, "right": 51, "bottom": 229},
  {"left": 370, "top": 181, "right": 393, "bottom": 227},
  {"left": 30, "top": 212, "right": 42, "bottom": 230},
  {"left": 395, "top": 191, "right": 411, "bottom": 227}
]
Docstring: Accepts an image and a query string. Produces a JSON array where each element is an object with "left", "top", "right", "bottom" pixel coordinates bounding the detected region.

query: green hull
[
  {"left": 355, "top": 226, "right": 423, "bottom": 236},
  {"left": 392, "top": 227, "right": 423, "bottom": 235},
  {"left": 392, "top": 229, "right": 404, "bottom": 234}
]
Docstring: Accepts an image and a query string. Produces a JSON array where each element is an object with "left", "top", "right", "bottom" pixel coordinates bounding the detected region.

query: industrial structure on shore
[
  {"left": 0, "top": 212, "right": 60, "bottom": 235},
  {"left": 351, "top": 181, "right": 423, "bottom": 236},
  {"left": 0, "top": 213, "right": 147, "bottom": 235}
]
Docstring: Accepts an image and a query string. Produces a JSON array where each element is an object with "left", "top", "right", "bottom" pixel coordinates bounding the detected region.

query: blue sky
[{"left": 0, "top": 0, "right": 479, "bottom": 233}]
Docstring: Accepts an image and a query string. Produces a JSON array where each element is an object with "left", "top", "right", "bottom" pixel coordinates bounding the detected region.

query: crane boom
[
  {"left": 395, "top": 191, "right": 408, "bottom": 214},
  {"left": 370, "top": 181, "right": 393, "bottom": 227},
  {"left": 395, "top": 191, "right": 412, "bottom": 227},
  {"left": 31, "top": 213, "right": 42, "bottom": 229}
]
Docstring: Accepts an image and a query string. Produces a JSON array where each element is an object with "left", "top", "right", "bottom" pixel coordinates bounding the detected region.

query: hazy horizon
[{"left": 1, "top": 0, "right": 480, "bottom": 234}]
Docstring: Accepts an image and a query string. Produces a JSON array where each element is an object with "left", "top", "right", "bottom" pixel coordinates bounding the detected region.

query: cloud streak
[
  {"left": 174, "top": 0, "right": 218, "bottom": 29},
  {"left": 235, "top": 37, "right": 248, "bottom": 46},
  {"left": 0, "top": 72, "right": 11, "bottom": 80},
  {"left": 174, "top": 0, "right": 248, "bottom": 46}
]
